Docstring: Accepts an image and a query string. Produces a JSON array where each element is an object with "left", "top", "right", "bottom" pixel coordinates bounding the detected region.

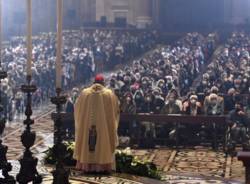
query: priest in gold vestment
[{"left": 73, "top": 74, "right": 120, "bottom": 173}]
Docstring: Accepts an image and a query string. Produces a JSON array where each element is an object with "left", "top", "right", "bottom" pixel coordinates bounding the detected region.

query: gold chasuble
[{"left": 73, "top": 83, "right": 120, "bottom": 172}]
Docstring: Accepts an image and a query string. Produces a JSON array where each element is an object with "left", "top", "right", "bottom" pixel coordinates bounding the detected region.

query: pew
[
  {"left": 52, "top": 112, "right": 226, "bottom": 124},
  {"left": 238, "top": 151, "right": 250, "bottom": 184},
  {"left": 120, "top": 113, "right": 226, "bottom": 123},
  {"left": 120, "top": 113, "right": 227, "bottom": 149},
  {"left": 52, "top": 112, "right": 227, "bottom": 149}
]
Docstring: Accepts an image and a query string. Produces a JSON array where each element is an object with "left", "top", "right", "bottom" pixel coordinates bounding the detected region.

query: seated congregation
[{"left": 63, "top": 32, "right": 250, "bottom": 155}]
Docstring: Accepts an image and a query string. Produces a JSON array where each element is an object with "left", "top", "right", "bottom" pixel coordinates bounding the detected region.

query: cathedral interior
[{"left": 1, "top": 0, "right": 250, "bottom": 184}]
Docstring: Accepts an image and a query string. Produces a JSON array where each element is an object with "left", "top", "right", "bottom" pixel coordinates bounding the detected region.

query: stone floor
[
  {"left": 7, "top": 160, "right": 243, "bottom": 184},
  {"left": 1, "top": 105, "right": 245, "bottom": 184}
]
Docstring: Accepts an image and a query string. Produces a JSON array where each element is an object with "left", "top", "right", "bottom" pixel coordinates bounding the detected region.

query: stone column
[
  {"left": 152, "top": 0, "right": 160, "bottom": 27},
  {"left": 230, "top": 0, "right": 249, "bottom": 24},
  {"left": 246, "top": 1, "right": 250, "bottom": 24},
  {"left": 89, "top": 0, "right": 96, "bottom": 23},
  {"left": 96, "top": 0, "right": 105, "bottom": 21},
  {"left": 135, "top": 0, "right": 152, "bottom": 28}
]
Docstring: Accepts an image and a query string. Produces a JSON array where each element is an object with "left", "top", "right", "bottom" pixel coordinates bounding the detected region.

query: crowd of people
[
  {"left": 0, "top": 29, "right": 158, "bottom": 121},
  {"left": 66, "top": 31, "right": 250, "bottom": 151},
  {"left": 197, "top": 32, "right": 250, "bottom": 110},
  {"left": 1, "top": 28, "right": 249, "bottom": 152},
  {"left": 105, "top": 32, "right": 217, "bottom": 116},
  {"left": 65, "top": 32, "right": 226, "bottom": 147},
  {"left": 194, "top": 32, "right": 250, "bottom": 150}
]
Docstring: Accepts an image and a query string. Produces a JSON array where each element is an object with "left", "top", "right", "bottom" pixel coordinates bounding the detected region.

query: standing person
[
  {"left": 119, "top": 92, "right": 136, "bottom": 137},
  {"left": 228, "top": 102, "right": 249, "bottom": 151},
  {"left": 161, "top": 94, "right": 181, "bottom": 141},
  {"left": 73, "top": 74, "right": 120, "bottom": 174}
]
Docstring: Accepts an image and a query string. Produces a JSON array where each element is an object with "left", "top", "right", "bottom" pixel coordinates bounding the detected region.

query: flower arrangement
[
  {"left": 115, "top": 148, "right": 161, "bottom": 179},
  {"left": 44, "top": 142, "right": 161, "bottom": 180}
]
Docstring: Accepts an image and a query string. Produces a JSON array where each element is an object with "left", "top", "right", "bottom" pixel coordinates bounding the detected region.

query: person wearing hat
[
  {"left": 74, "top": 74, "right": 120, "bottom": 174},
  {"left": 204, "top": 93, "right": 224, "bottom": 115},
  {"left": 203, "top": 86, "right": 224, "bottom": 115},
  {"left": 183, "top": 95, "right": 202, "bottom": 115}
]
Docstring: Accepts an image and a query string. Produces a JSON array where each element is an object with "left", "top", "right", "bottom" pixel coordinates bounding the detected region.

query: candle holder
[
  {"left": 0, "top": 70, "right": 15, "bottom": 184},
  {"left": 51, "top": 88, "right": 69, "bottom": 184},
  {"left": 16, "top": 75, "right": 42, "bottom": 184}
]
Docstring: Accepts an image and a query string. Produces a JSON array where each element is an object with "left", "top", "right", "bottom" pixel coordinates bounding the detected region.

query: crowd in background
[
  {"left": 197, "top": 32, "right": 250, "bottom": 112},
  {"left": 97, "top": 32, "right": 217, "bottom": 115},
  {"left": 64, "top": 31, "right": 250, "bottom": 150},
  {"left": 0, "top": 29, "right": 158, "bottom": 121},
  {"left": 1, "top": 28, "right": 249, "bottom": 150}
]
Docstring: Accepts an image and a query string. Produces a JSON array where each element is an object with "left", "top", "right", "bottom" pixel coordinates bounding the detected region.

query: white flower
[
  {"left": 115, "top": 150, "right": 122, "bottom": 154},
  {"left": 123, "top": 147, "right": 132, "bottom": 155}
]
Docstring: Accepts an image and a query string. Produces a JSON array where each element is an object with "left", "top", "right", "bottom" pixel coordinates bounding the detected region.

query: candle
[
  {"left": 26, "top": 0, "right": 32, "bottom": 76},
  {"left": 56, "top": 0, "right": 63, "bottom": 89}
]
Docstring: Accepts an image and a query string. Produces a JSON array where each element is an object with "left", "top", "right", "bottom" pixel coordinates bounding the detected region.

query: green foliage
[
  {"left": 44, "top": 142, "right": 161, "bottom": 180},
  {"left": 43, "top": 141, "right": 76, "bottom": 166},
  {"left": 115, "top": 152, "right": 161, "bottom": 180}
]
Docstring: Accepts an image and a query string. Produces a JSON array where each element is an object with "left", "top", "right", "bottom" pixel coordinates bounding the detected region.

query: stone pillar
[
  {"left": 96, "top": 0, "right": 105, "bottom": 21},
  {"left": 89, "top": 0, "right": 97, "bottom": 23},
  {"left": 135, "top": 0, "right": 152, "bottom": 28},
  {"left": 46, "top": 0, "right": 55, "bottom": 32},
  {"left": 78, "top": 0, "right": 96, "bottom": 25},
  {"left": 152, "top": 0, "right": 160, "bottom": 27},
  {"left": 222, "top": 0, "right": 229, "bottom": 24},
  {"left": 246, "top": 1, "right": 250, "bottom": 24},
  {"left": 230, "top": 0, "right": 249, "bottom": 24}
]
